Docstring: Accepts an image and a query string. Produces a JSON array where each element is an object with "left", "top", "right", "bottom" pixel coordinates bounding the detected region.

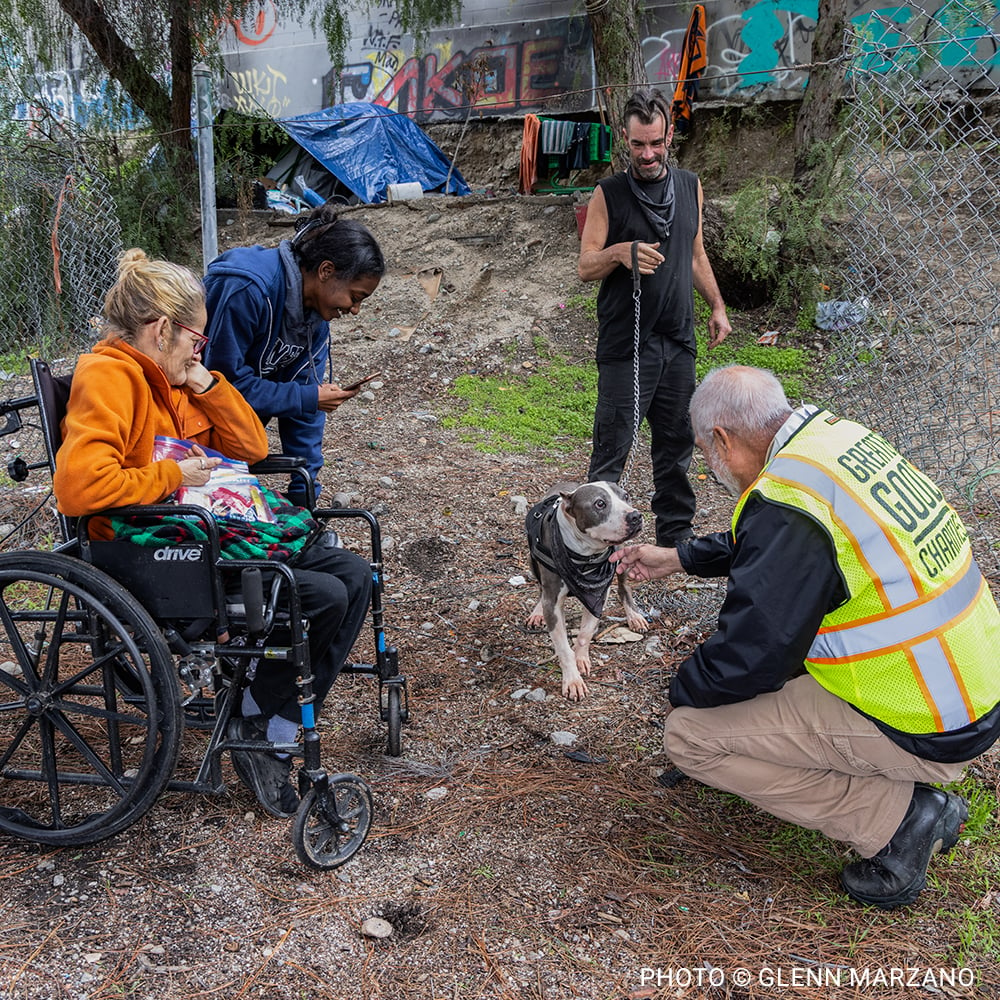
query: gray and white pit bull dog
[{"left": 525, "top": 481, "right": 648, "bottom": 700}]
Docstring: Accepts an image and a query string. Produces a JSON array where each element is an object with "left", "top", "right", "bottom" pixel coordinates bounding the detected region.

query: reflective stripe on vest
[
  {"left": 809, "top": 552, "right": 981, "bottom": 661},
  {"left": 767, "top": 453, "right": 921, "bottom": 608}
]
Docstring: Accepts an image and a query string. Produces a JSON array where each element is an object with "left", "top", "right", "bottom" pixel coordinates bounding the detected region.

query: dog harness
[{"left": 526, "top": 497, "right": 614, "bottom": 617}]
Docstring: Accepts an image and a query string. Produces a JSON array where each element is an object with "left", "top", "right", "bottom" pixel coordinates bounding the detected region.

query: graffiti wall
[
  {"left": 14, "top": 0, "right": 1000, "bottom": 127},
  {"left": 642, "top": 0, "right": 1000, "bottom": 98},
  {"left": 217, "top": 0, "right": 1000, "bottom": 120},
  {"left": 10, "top": 47, "right": 147, "bottom": 131},
  {"left": 217, "top": 2, "right": 595, "bottom": 120}
]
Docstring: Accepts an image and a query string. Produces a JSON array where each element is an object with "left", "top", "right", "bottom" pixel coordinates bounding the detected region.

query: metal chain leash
[{"left": 618, "top": 240, "right": 643, "bottom": 493}]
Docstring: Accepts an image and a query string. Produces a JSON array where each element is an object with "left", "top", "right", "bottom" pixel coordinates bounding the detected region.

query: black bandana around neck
[{"left": 626, "top": 166, "right": 675, "bottom": 242}]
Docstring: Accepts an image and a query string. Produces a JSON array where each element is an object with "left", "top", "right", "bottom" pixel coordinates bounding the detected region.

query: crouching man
[{"left": 613, "top": 365, "right": 1000, "bottom": 909}]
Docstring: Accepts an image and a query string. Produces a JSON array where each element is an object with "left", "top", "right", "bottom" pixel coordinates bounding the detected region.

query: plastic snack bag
[{"left": 153, "top": 435, "right": 276, "bottom": 524}]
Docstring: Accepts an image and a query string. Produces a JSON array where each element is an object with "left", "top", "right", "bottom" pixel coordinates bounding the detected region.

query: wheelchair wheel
[
  {"left": 0, "top": 552, "right": 182, "bottom": 846},
  {"left": 386, "top": 686, "right": 402, "bottom": 758},
  {"left": 292, "top": 775, "right": 373, "bottom": 870}
]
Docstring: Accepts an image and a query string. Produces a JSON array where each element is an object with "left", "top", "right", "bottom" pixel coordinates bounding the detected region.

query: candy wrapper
[{"left": 153, "top": 436, "right": 275, "bottom": 524}]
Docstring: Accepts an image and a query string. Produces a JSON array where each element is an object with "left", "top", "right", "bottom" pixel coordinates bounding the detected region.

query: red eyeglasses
[{"left": 173, "top": 320, "right": 209, "bottom": 355}]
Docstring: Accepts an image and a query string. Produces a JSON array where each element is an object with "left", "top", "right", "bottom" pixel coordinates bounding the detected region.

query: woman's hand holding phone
[
  {"left": 317, "top": 373, "right": 383, "bottom": 411},
  {"left": 341, "top": 371, "right": 382, "bottom": 391}
]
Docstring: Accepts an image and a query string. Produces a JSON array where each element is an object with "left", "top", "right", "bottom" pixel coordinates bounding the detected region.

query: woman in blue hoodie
[{"left": 203, "top": 206, "right": 385, "bottom": 503}]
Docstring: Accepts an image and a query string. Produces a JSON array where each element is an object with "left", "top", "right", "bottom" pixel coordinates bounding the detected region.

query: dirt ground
[{"left": 2, "top": 190, "right": 999, "bottom": 1000}]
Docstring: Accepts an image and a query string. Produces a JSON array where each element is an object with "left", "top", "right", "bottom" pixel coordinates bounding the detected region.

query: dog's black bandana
[{"left": 526, "top": 497, "right": 614, "bottom": 618}]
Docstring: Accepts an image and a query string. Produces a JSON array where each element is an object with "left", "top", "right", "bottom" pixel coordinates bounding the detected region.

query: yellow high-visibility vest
[{"left": 732, "top": 410, "right": 1000, "bottom": 734}]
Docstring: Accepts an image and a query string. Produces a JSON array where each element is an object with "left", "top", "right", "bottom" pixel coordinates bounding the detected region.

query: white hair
[{"left": 690, "top": 365, "right": 793, "bottom": 445}]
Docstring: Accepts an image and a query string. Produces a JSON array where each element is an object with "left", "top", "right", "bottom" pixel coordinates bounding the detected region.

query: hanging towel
[
  {"left": 672, "top": 4, "right": 707, "bottom": 135},
  {"left": 539, "top": 118, "right": 575, "bottom": 155},
  {"left": 519, "top": 114, "right": 541, "bottom": 194},
  {"left": 566, "top": 123, "right": 591, "bottom": 171}
]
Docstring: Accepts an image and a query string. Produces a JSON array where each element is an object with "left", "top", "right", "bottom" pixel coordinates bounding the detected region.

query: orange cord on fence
[{"left": 51, "top": 173, "right": 73, "bottom": 295}]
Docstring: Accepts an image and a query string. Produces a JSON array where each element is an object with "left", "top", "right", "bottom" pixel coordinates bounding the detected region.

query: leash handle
[{"left": 630, "top": 240, "right": 641, "bottom": 296}]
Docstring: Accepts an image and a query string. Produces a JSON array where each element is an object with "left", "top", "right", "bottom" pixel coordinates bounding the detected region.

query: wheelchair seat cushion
[{"left": 110, "top": 485, "right": 318, "bottom": 562}]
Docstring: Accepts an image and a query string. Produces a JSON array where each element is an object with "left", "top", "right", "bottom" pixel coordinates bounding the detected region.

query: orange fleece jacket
[{"left": 54, "top": 338, "right": 269, "bottom": 526}]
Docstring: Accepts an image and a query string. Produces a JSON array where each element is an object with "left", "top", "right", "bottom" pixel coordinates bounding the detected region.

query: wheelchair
[{"left": 0, "top": 358, "right": 408, "bottom": 869}]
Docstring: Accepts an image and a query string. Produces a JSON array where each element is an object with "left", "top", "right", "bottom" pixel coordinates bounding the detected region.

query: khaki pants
[{"left": 663, "top": 674, "right": 967, "bottom": 857}]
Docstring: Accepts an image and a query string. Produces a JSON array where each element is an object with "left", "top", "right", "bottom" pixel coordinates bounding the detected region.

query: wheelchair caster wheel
[
  {"left": 292, "top": 774, "right": 373, "bottom": 870},
  {"left": 386, "top": 685, "right": 402, "bottom": 758}
]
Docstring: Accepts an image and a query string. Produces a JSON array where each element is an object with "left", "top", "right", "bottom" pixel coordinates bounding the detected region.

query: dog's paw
[
  {"left": 526, "top": 601, "right": 546, "bottom": 629},
  {"left": 625, "top": 610, "right": 651, "bottom": 633},
  {"left": 574, "top": 655, "right": 592, "bottom": 677},
  {"left": 562, "top": 675, "right": 589, "bottom": 701}
]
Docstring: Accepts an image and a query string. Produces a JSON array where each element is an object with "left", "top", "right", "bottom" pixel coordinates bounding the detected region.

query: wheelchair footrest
[{"left": 342, "top": 661, "right": 377, "bottom": 677}]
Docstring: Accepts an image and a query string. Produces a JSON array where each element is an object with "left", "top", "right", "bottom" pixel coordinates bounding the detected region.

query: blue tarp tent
[{"left": 276, "top": 102, "right": 470, "bottom": 204}]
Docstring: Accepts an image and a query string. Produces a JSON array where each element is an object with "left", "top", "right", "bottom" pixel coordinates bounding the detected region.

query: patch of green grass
[
  {"left": 532, "top": 334, "right": 553, "bottom": 359},
  {"left": 795, "top": 302, "right": 817, "bottom": 333},
  {"left": 564, "top": 286, "right": 598, "bottom": 322},
  {"left": 946, "top": 772, "right": 997, "bottom": 839},
  {"left": 758, "top": 819, "right": 844, "bottom": 874},
  {"left": 1, "top": 578, "right": 56, "bottom": 611},
  {"left": 0, "top": 352, "right": 31, "bottom": 377},
  {"left": 444, "top": 305, "right": 812, "bottom": 454},
  {"left": 443, "top": 356, "right": 597, "bottom": 454},
  {"left": 695, "top": 295, "right": 810, "bottom": 400},
  {"left": 952, "top": 895, "right": 998, "bottom": 967}
]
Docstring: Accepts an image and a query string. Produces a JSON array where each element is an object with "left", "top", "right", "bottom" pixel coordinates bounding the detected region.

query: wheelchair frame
[{"left": 0, "top": 358, "right": 409, "bottom": 869}]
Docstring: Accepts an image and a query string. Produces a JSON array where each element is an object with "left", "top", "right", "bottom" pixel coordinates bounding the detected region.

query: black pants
[
  {"left": 587, "top": 336, "right": 696, "bottom": 546},
  {"left": 248, "top": 538, "right": 372, "bottom": 723}
]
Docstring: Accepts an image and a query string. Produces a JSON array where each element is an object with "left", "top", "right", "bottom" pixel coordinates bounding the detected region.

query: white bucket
[{"left": 387, "top": 182, "right": 423, "bottom": 203}]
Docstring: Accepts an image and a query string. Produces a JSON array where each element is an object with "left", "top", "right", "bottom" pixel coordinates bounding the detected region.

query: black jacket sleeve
[
  {"left": 668, "top": 496, "right": 849, "bottom": 709},
  {"left": 675, "top": 531, "right": 735, "bottom": 578}
]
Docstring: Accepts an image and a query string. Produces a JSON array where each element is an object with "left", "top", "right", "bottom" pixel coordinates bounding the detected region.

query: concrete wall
[{"left": 217, "top": 0, "right": 1000, "bottom": 121}]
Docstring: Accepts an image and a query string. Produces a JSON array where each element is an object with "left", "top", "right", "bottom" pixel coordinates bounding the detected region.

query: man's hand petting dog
[
  {"left": 610, "top": 543, "right": 683, "bottom": 582},
  {"left": 525, "top": 482, "right": 648, "bottom": 701}
]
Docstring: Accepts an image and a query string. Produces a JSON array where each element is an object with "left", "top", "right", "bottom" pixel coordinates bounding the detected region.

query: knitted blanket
[{"left": 111, "top": 485, "right": 317, "bottom": 563}]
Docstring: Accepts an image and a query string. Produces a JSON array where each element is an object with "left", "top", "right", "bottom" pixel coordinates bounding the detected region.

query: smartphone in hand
[{"left": 341, "top": 371, "right": 382, "bottom": 391}]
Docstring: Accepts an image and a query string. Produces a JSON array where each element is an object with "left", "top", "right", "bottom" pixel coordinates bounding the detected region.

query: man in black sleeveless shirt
[{"left": 578, "top": 89, "right": 731, "bottom": 545}]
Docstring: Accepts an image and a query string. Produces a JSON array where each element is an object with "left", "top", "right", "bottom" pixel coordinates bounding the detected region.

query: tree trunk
[
  {"left": 57, "top": 0, "right": 172, "bottom": 138},
  {"left": 168, "top": 0, "right": 195, "bottom": 168},
  {"left": 793, "top": 0, "right": 850, "bottom": 199},
  {"left": 57, "top": 0, "right": 193, "bottom": 162},
  {"left": 586, "top": 0, "right": 647, "bottom": 165}
]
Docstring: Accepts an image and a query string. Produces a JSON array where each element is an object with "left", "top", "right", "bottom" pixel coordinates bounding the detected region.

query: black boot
[{"left": 840, "top": 784, "right": 968, "bottom": 909}]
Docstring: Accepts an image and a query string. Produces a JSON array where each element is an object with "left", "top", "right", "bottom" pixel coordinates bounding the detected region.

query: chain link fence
[
  {"left": 0, "top": 148, "right": 121, "bottom": 362},
  {"left": 0, "top": 146, "right": 122, "bottom": 548},
  {"left": 828, "top": 4, "right": 1000, "bottom": 577}
]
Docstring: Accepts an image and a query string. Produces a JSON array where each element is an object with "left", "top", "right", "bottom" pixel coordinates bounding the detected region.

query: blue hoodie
[{"left": 203, "top": 242, "right": 328, "bottom": 483}]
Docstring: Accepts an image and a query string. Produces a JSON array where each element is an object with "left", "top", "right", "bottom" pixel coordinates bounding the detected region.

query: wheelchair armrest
[
  {"left": 249, "top": 454, "right": 308, "bottom": 474},
  {"left": 313, "top": 507, "right": 386, "bottom": 563},
  {"left": 78, "top": 503, "right": 224, "bottom": 559},
  {"left": 249, "top": 454, "right": 315, "bottom": 510}
]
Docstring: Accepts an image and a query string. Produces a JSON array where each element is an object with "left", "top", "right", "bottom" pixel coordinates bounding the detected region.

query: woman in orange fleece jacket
[
  {"left": 54, "top": 248, "right": 268, "bottom": 523},
  {"left": 55, "top": 248, "right": 373, "bottom": 821}
]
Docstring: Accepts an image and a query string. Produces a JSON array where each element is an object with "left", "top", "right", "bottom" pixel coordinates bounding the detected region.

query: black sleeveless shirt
[{"left": 595, "top": 166, "right": 700, "bottom": 361}]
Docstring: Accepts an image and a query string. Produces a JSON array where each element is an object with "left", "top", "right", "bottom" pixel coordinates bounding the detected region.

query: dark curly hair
[{"left": 289, "top": 205, "right": 386, "bottom": 280}]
